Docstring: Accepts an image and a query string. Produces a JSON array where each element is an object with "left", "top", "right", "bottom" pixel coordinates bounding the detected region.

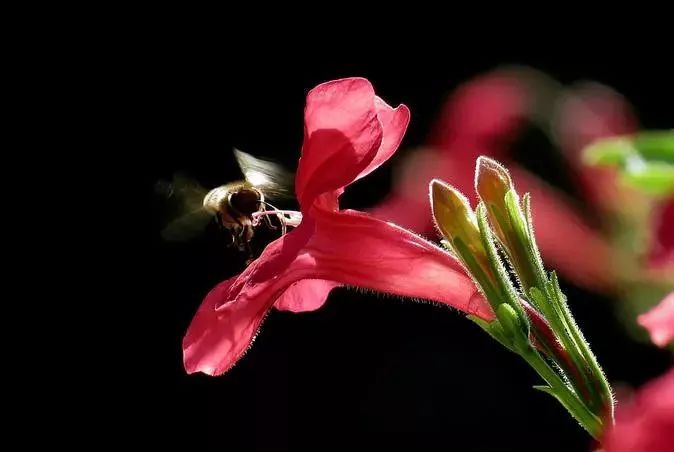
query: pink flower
[
  {"left": 371, "top": 71, "right": 528, "bottom": 235},
  {"left": 649, "top": 200, "right": 674, "bottom": 268},
  {"left": 638, "top": 292, "right": 674, "bottom": 347},
  {"left": 373, "top": 70, "right": 655, "bottom": 294},
  {"left": 183, "top": 78, "right": 491, "bottom": 376},
  {"left": 602, "top": 292, "right": 674, "bottom": 450},
  {"left": 602, "top": 368, "right": 674, "bottom": 452},
  {"left": 602, "top": 293, "right": 674, "bottom": 450},
  {"left": 554, "top": 82, "right": 638, "bottom": 211}
]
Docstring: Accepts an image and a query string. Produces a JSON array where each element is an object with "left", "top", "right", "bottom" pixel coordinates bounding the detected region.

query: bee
[{"left": 157, "top": 149, "right": 300, "bottom": 259}]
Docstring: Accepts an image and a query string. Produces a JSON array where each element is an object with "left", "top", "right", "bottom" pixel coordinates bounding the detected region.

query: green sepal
[
  {"left": 504, "top": 190, "right": 543, "bottom": 294},
  {"left": 476, "top": 202, "right": 529, "bottom": 332},
  {"left": 522, "top": 193, "right": 547, "bottom": 278},
  {"left": 504, "top": 190, "right": 528, "bottom": 245},
  {"left": 453, "top": 237, "right": 504, "bottom": 311},
  {"left": 467, "top": 315, "right": 516, "bottom": 353},
  {"left": 529, "top": 286, "right": 547, "bottom": 308},
  {"left": 496, "top": 304, "right": 530, "bottom": 353},
  {"left": 533, "top": 385, "right": 602, "bottom": 439}
]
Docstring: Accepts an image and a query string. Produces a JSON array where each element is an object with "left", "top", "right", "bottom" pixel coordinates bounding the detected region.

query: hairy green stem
[{"left": 520, "top": 346, "right": 603, "bottom": 438}]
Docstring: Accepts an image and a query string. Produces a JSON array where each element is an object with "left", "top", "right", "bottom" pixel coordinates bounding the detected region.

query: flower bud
[
  {"left": 431, "top": 179, "right": 481, "bottom": 252},
  {"left": 475, "top": 156, "right": 514, "bottom": 244},
  {"left": 431, "top": 179, "right": 501, "bottom": 309},
  {"left": 475, "top": 156, "right": 540, "bottom": 292}
]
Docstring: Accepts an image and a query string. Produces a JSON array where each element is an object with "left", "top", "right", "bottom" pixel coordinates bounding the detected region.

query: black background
[{"left": 133, "top": 42, "right": 672, "bottom": 451}]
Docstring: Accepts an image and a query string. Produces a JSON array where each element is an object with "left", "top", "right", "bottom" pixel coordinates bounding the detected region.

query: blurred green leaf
[
  {"left": 583, "top": 130, "right": 674, "bottom": 196},
  {"left": 634, "top": 130, "right": 674, "bottom": 163},
  {"left": 584, "top": 136, "right": 634, "bottom": 165},
  {"left": 621, "top": 161, "right": 674, "bottom": 195}
]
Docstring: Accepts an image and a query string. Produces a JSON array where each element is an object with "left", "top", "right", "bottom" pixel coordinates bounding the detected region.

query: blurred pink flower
[
  {"left": 183, "top": 78, "right": 491, "bottom": 376},
  {"left": 602, "top": 294, "right": 674, "bottom": 450},
  {"left": 373, "top": 69, "right": 673, "bottom": 294},
  {"left": 649, "top": 200, "right": 674, "bottom": 268},
  {"left": 371, "top": 71, "right": 528, "bottom": 235},
  {"left": 602, "top": 369, "right": 674, "bottom": 452},
  {"left": 638, "top": 292, "right": 674, "bottom": 347}
]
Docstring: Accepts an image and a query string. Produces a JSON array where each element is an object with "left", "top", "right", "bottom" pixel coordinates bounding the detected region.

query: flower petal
[
  {"left": 183, "top": 224, "right": 313, "bottom": 375},
  {"left": 182, "top": 276, "right": 265, "bottom": 376},
  {"left": 183, "top": 211, "right": 492, "bottom": 376},
  {"left": 649, "top": 199, "right": 674, "bottom": 268},
  {"left": 372, "top": 73, "right": 529, "bottom": 235},
  {"left": 295, "top": 78, "right": 382, "bottom": 209},
  {"left": 427, "top": 72, "right": 527, "bottom": 158},
  {"left": 603, "top": 368, "right": 674, "bottom": 451},
  {"left": 274, "top": 279, "right": 341, "bottom": 312},
  {"left": 354, "top": 96, "right": 410, "bottom": 182},
  {"left": 638, "top": 292, "right": 674, "bottom": 348},
  {"left": 554, "top": 82, "right": 638, "bottom": 209},
  {"left": 307, "top": 210, "right": 492, "bottom": 320}
]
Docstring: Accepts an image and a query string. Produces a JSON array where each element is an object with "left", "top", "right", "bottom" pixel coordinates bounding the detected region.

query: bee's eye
[{"left": 230, "top": 189, "right": 261, "bottom": 215}]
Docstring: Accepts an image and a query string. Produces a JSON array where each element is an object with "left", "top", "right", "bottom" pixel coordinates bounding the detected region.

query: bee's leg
[
  {"left": 238, "top": 219, "right": 252, "bottom": 246},
  {"left": 277, "top": 213, "right": 287, "bottom": 236},
  {"left": 225, "top": 231, "right": 235, "bottom": 248},
  {"left": 215, "top": 214, "right": 235, "bottom": 247},
  {"left": 260, "top": 201, "right": 285, "bottom": 232},
  {"left": 241, "top": 233, "right": 254, "bottom": 265},
  {"left": 257, "top": 204, "right": 277, "bottom": 231},
  {"left": 240, "top": 219, "right": 255, "bottom": 264},
  {"left": 226, "top": 223, "right": 241, "bottom": 249},
  {"left": 242, "top": 236, "right": 254, "bottom": 265},
  {"left": 262, "top": 213, "right": 277, "bottom": 230},
  {"left": 243, "top": 243, "right": 254, "bottom": 266},
  {"left": 233, "top": 217, "right": 252, "bottom": 253},
  {"left": 234, "top": 225, "right": 246, "bottom": 252}
]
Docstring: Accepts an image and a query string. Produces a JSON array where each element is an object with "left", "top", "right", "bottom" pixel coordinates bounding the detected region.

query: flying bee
[{"left": 157, "top": 149, "right": 301, "bottom": 261}]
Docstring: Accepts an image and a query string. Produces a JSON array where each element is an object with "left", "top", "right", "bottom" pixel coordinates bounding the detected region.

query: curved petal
[
  {"left": 274, "top": 279, "right": 341, "bottom": 312},
  {"left": 182, "top": 276, "right": 263, "bottom": 376},
  {"left": 371, "top": 73, "right": 530, "bottom": 236},
  {"left": 308, "top": 210, "right": 492, "bottom": 320},
  {"left": 354, "top": 96, "right": 410, "bottom": 182},
  {"left": 638, "top": 292, "right": 674, "bottom": 348},
  {"left": 295, "top": 78, "right": 382, "bottom": 209},
  {"left": 183, "top": 211, "right": 492, "bottom": 376},
  {"left": 183, "top": 224, "right": 313, "bottom": 375}
]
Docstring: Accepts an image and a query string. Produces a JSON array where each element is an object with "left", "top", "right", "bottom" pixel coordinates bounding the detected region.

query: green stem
[
  {"left": 555, "top": 287, "right": 614, "bottom": 423},
  {"left": 520, "top": 346, "right": 603, "bottom": 438},
  {"left": 539, "top": 284, "right": 602, "bottom": 411},
  {"left": 521, "top": 196, "right": 609, "bottom": 415}
]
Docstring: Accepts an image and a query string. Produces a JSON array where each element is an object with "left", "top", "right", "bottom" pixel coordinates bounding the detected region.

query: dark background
[{"left": 137, "top": 45, "right": 672, "bottom": 451}]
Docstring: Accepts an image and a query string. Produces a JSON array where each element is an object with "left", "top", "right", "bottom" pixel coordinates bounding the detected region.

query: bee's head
[{"left": 228, "top": 187, "right": 264, "bottom": 216}]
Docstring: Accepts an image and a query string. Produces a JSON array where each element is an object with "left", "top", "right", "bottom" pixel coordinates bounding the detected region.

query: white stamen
[{"left": 252, "top": 210, "right": 303, "bottom": 230}]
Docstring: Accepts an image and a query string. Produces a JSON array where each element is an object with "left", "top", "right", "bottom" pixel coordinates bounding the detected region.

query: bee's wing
[
  {"left": 155, "top": 173, "right": 214, "bottom": 241},
  {"left": 160, "top": 208, "right": 214, "bottom": 241},
  {"left": 233, "top": 148, "right": 294, "bottom": 199}
]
